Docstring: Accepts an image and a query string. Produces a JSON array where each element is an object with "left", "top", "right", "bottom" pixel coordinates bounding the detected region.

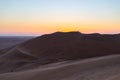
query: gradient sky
[{"left": 0, "top": 0, "right": 120, "bottom": 36}]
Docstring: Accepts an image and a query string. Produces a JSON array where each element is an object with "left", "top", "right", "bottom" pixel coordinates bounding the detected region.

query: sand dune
[
  {"left": 0, "top": 55, "right": 120, "bottom": 80},
  {"left": 20, "top": 32, "right": 120, "bottom": 60},
  {"left": 0, "top": 32, "right": 120, "bottom": 80}
]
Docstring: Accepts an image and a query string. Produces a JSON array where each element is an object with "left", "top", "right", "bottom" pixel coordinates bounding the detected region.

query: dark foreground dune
[
  {"left": 0, "top": 32, "right": 120, "bottom": 80},
  {"left": 1, "top": 55, "right": 120, "bottom": 80}
]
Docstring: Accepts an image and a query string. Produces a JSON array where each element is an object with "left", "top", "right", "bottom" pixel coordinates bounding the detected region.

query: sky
[{"left": 0, "top": 0, "right": 120, "bottom": 36}]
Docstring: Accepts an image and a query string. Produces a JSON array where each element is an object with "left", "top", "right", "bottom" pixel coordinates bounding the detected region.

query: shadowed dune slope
[
  {"left": 1, "top": 55, "right": 120, "bottom": 80},
  {"left": 0, "top": 32, "right": 120, "bottom": 74},
  {"left": 1, "top": 32, "right": 120, "bottom": 63},
  {"left": 19, "top": 32, "right": 120, "bottom": 60}
]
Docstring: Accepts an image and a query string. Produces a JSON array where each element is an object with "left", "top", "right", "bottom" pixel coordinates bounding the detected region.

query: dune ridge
[
  {"left": 0, "top": 55, "right": 120, "bottom": 80},
  {"left": 0, "top": 32, "right": 120, "bottom": 80}
]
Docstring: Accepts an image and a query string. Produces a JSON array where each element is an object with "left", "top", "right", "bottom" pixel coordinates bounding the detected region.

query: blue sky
[{"left": 1, "top": 0, "right": 120, "bottom": 18}]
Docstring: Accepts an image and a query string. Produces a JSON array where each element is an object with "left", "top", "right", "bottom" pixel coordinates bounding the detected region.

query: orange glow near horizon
[
  {"left": 0, "top": 0, "right": 120, "bottom": 35},
  {"left": 1, "top": 21, "right": 120, "bottom": 35}
]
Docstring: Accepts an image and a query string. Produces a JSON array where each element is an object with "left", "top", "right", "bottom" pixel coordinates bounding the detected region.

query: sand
[
  {"left": 0, "top": 32, "right": 120, "bottom": 80},
  {"left": 0, "top": 55, "right": 120, "bottom": 80}
]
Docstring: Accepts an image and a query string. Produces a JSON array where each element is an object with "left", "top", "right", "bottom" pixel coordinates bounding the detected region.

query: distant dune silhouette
[
  {"left": 0, "top": 32, "right": 120, "bottom": 80},
  {"left": 19, "top": 32, "right": 120, "bottom": 60}
]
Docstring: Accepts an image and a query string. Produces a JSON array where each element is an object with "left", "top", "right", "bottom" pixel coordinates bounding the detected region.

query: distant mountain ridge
[{"left": 0, "top": 36, "right": 33, "bottom": 49}]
